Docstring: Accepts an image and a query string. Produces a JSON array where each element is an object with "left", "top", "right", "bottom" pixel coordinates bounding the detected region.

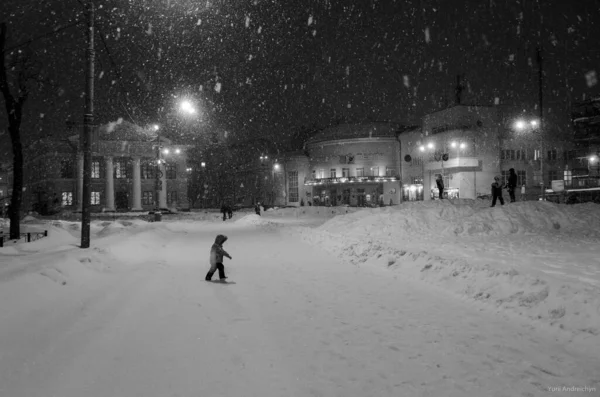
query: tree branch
[{"left": 0, "top": 23, "right": 17, "bottom": 107}]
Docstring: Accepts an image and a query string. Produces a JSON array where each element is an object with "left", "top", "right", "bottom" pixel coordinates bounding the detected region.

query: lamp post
[
  {"left": 80, "top": 0, "right": 95, "bottom": 248},
  {"left": 589, "top": 154, "right": 600, "bottom": 183},
  {"left": 514, "top": 118, "right": 543, "bottom": 199},
  {"left": 259, "top": 155, "right": 268, "bottom": 204},
  {"left": 419, "top": 142, "right": 437, "bottom": 200}
]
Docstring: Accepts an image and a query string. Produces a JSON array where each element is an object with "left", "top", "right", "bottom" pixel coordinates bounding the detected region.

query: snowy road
[{"left": 1, "top": 220, "right": 598, "bottom": 397}]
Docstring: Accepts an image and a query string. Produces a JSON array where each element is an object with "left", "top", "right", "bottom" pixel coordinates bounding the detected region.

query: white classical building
[{"left": 23, "top": 121, "right": 189, "bottom": 214}]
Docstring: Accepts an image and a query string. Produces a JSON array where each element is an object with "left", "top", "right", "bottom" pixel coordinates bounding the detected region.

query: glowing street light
[
  {"left": 201, "top": 162, "right": 206, "bottom": 168},
  {"left": 427, "top": 142, "right": 435, "bottom": 149},
  {"left": 152, "top": 124, "right": 160, "bottom": 131},
  {"left": 180, "top": 100, "right": 197, "bottom": 115},
  {"left": 590, "top": 155, "right": 599, "bottom": 163},
  {"left": 514, "top": 118, "right": 539, "bottom": 131}
]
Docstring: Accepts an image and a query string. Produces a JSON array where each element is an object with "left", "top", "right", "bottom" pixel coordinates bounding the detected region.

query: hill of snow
[{"left": 294, "top": 200, "right": 600, "bottom": 341}]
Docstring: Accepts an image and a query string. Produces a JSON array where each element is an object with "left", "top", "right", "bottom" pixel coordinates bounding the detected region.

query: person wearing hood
[
  {"left": 435, "top": 174, "right": 444, "bottom": 199},
  {"left": 491, "top": 176, "right": 505, "bottom": 207},
  {"left": 221, "top": 204, "right": 227, "bottom": 221},
  {"left": 507, "top": 168, "right": 518, "bottom": 203},
  {"left": 205, "top": 234, "right": 232, "bottom": 281}
]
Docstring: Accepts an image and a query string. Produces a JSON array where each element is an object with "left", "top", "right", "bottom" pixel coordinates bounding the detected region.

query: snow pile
[
  {"left": 320, "top": 200, "right": 600, "bottom": 239},
  {"left": 294, "top": 200, "right": 600, "bottom": 339}
]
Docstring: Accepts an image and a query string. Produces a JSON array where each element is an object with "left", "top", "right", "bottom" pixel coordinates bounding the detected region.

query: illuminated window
[
  {"left": 91, "top": 160, "right": 101, "bottom": 179},
  {"left": 61, "top": 191, "right": 73, "bottom": 206},
  {"left": 91, "top": 191, "right": 100, "bottom": 205},
  {"left": 142, "top": 191, "right": 153, "bottom": 205}
]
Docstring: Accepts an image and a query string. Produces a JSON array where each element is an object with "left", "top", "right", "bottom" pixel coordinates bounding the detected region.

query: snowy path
[{"left": 1, "top": 221, "right": 598, "bottom": 397}]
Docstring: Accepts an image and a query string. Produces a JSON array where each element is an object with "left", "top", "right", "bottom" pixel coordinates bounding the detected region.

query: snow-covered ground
[
  {"left": 0, "top": 202, "right": 599, "bottom": 396},
  {"left": 288, "top": 200, "right": 600, "bottom": 344}
]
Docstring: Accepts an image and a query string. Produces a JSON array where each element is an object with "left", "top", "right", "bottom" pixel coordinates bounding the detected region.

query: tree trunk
[
  {"left": 9, "top": 120, "right": 23, "bottom": 239},
  {"left": 0, "top": 23, "right": 25, "bottom": 240}
]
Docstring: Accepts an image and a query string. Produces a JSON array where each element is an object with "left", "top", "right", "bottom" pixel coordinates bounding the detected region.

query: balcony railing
[
  {"left": 564, "top": 177, "right": 600, "bottom": 190},
  {"left": 304, "top": 175, "right": 399, "bottom": 185}
]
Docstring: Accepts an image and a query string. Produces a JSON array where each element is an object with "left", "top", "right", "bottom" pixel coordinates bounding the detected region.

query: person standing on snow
[
  {"left": 255, "top": 202, "right": 261, "bottom": 216},
  {"left": 507, "top": 168, "right": 518, "bottom": 203},
  {"left": 227, "top": 205, "right": 233, "bottom": 219},
  {"left": 435, "top": 174, "right": 444, "bottom": 199},
  {"left": 221, "top": 204, "right": 227, "bottom": 221},
  {"left": 205, "top": 234, "right": 232, "bottom": 281},
  {"left": 491, "top": 176, "right": 505, "bottom": 207}
]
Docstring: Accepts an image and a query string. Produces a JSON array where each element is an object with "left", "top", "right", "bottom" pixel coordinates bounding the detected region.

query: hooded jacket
[
  {"left": 507, "top": 169, "right": 518, "bottom": 190},
  {"left": 210, "top": 234, "right": 231, "bottom": 266}
]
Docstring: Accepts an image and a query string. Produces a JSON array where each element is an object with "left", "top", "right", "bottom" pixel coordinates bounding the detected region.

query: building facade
[
  {"left": 283, "top": 123, "right": 404, "bottom": 207},
  {"left": 23, "top": 121, "right": 189, "bottom": 214},
  {"left": 400, "top": 105, "right": 579, "bottom": 201}
]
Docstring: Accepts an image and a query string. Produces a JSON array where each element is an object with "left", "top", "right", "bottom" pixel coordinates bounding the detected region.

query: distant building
[
  {"left": 23, "top": 121, "right": 190, "bottom": 214},
  {"left": 572, "top": 98, "right": 600, "bottom": 179},
  {"left": 401, "top": 105, "right": 579, "bottom": 200},
  {"left": 282, "top": 122, "right": 405, "bottom": 207}
]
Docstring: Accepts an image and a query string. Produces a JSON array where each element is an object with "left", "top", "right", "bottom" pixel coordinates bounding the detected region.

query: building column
[
  {"left": 131, "top": 157, "right": 143, "bottom": 211},
  {"left": 104, "top": 156, "right": 115, "bottom": 211},
  {"left": 77, "top": 152, "right": 84, "bottom": 211},
  {"left": 159, "top": 163, "right": 167, "bottom": 208},
  {"left": 423, "top": 169, "right": 432, "bottom": 201}
]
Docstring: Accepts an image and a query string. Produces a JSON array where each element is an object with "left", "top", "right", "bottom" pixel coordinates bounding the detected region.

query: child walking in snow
[{"left": 205, "top": 234, "right": 232, "bottom": 281}]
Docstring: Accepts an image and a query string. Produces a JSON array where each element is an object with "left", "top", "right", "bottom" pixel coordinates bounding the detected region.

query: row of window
[
  {"left": 60, "top": 191, "right": 179, "bottom": 206},
  {"left": 312, "top": 166, "right": 396, "bottom": 179},
  {"left": 59, "top": 159, "right": 178, "bottom": 180},
  {"left": 500, "top": 149, "right": 578, "bottom": 161}
]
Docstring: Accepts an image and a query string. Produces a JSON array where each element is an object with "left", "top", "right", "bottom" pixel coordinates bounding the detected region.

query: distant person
[
  {"left": 255, "top": 202, "right": 261, "bottom": 216},
  {"left": 436, "top": 174, "right": 444, "bottom": 199},
  {"left": 220, "top": 204, "right": 227, "bottom": 221},
  {"left": 507, "top": 168, "right": 517, "bottom": 203},
  {"left": 205, "top": 234, "right": 232, "bottom": 282},
  {"left": 520, "top": 185, "right": 526, "bottom": 201},
  {"left": 491, "top": 176, "right": 505, "bottom": 207},
  {"left": 227, "top": 205, "right": 233, "bottom": 219}
]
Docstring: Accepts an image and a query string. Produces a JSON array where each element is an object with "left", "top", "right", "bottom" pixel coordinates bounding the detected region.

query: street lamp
[
  {"left": 514, "top": 117, "right": 544, "bottom": 199},
  {"left": 179, "top": 100, "right": 197, "bottom": 115}
]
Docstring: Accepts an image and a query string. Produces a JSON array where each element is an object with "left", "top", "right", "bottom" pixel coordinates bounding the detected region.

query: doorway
[{"left": 115, "top": 191, "right": 128, "bottom": 210}]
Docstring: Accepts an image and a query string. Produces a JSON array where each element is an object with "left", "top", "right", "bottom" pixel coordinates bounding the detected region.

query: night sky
[{"left": 1, "top": 0, "right": 600, "bottom": 155}]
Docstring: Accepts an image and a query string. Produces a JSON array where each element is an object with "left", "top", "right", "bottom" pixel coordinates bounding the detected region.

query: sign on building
[{"left": 551, "top": 180, "right": 564, "bottom": 192}]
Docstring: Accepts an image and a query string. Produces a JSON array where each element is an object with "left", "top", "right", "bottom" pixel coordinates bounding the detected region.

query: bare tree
[{"left": 0, "top": 23, "right": 36, "bottom": 239}]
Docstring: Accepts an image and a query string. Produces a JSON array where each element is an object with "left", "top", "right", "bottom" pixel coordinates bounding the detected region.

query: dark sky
[{"left": 1, "top": 0, "right": 600, "bottom": 155}]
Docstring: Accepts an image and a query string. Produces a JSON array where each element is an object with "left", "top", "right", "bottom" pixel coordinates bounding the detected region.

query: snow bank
[{"left": 294, "top": 200, "right": 600, "bottom": 339}]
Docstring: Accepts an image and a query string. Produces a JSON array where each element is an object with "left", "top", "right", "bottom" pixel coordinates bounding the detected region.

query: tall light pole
[
  {"left": 514, "top": 118, "right": 542, "bottom": 198},
  {"left": 80, "top": 0, "right": 94, "bottom": 248},
  {"left": 419, "top": 142, "right": 438, "bottom": 199},
  {"left": 537, "top": 47, "right": 545, "bottom": 200}
]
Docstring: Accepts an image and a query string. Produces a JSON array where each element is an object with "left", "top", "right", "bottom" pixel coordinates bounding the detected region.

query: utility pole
[
  {"left": 537, "top": 46, "right": 545, "bottom": 201},
  {"left": 81, "top": 1, "right": 94, "bottom": 248}
]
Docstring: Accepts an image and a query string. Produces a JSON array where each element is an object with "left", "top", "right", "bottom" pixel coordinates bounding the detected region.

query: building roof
[{"left": 306, "top": 122, "right": 411, "bottom": 145}]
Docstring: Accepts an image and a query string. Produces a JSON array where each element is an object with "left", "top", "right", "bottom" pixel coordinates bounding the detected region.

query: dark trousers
[
  {"left": 508, "top": 189, "right": 516, "bottom": 202},
  {"left": 206, "top": 262, "right": 225, "bottom": 280},
  {"left": 491, "top": 194, "right": 504, "bottom": 207},
  {"left": 222, "top": 213, "right": 226, "bottom": 221},
  {"left": 438, "top": 189, "right": 444, "bottom": 199}
]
